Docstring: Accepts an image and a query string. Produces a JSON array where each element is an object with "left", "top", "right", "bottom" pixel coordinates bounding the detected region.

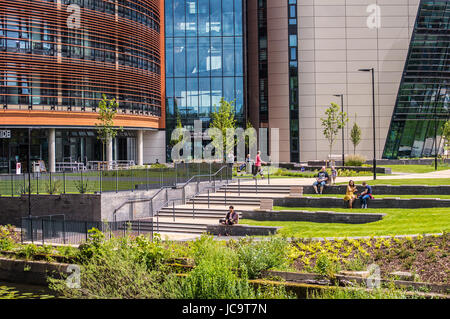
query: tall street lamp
[
  {"left": 333, "top": 94, "right": 345, "bottom": 166},
  {"left": 358, "top": 68, "right": 376, "bottom": 180}
]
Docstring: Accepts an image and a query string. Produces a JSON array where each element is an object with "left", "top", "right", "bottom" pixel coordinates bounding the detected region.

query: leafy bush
[
  {"left": 231, "top": 237, "right": 291, "bottom": 279},
  {"left": 74, "top": 179, "right": 90, "bottom": 193},
  {"left": 344, "top": 154, "right": 367, "bottom": 167},
  {"left": 0, "top": 225, "right": 17, "bottom": 251},
  {"left": 314, "top": 253, "right": 341, "bottom": 279},
  {"left": 45, "top": 180, "right": 62, "bottom": 195}
]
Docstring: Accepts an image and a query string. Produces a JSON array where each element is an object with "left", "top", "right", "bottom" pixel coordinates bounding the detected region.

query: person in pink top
[{"left": 253, "top": 150, "right": 266, "bottom": 179}]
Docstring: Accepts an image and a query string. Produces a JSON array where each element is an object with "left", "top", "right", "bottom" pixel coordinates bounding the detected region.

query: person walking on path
[{"left": 253, "top": 151, "right": 266, "bottom": 179}]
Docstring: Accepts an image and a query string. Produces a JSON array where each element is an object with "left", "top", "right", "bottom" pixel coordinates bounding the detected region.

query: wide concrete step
[
  {"left": 128, "top": 220, "right": 208, "bottom": 234},
  {"left": 188, "top": 199, "right": 261, "bottom": 205}
]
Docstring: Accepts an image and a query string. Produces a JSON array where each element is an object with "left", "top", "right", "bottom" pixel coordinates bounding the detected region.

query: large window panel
[
  {"left": 186, "top": 37, "right": 198, "bottom": 77},
  {"left": 210, "top": 38, "right": 222, "bottom": 75},
  {"left": 165, "top": 0, "right": 174, "bottom": 37},
  {"left": 199, "top": 77, "right": 210, "bottom": 117},
  {"left": 210, "top": 0, "right": 222, "bottom": 36},
  {"left": 235, "top": 37, "right": 243, "bottom": 76},
  {"left": 198, "top": 37, "right": 210, "bottom": 77},
  {"left": 198, "top": 0, "right": 210, "bottom": 36},
  {"left": 186, "top": 1, "right": 197, "bottom": 37},
  {"left": 223, "top": 37, "right": 235, "bottom": 76},
  {"left": 223, "top": 77, "right": 235, "bottom": 103},
  {"left": 174, "top": 38, "right": 186, "bottom": 77},
  {"left": 211, "top": 77, "right": 222, "bottom": 110},
  {"left": 173, "top": 0, "right": 186, "bottom": 37},
  {"left": 222, "top": 0, "right": 234, "bottom": 36},
  {"left": 174, "top": 78, "right": 187, "bottom": 113},
  {"left": 187, "top": 79, "right": 199, "bottom": 116}
]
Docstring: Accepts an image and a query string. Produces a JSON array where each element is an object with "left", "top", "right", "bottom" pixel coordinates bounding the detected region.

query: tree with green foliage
[
  {"left": 95, "top": 94, "right": 122, "bottom": 163},
  {"left": 320, "top": 102, "right": 348, "bottom": 158},
  {"left": 350, "top": 115, "right": 362, "bottom": 155},
  {"left": 209, "top": 98, "right": 237, "bottom": 160}
]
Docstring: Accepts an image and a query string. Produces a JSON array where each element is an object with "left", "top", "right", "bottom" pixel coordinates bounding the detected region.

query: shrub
[
  {"left": 0, "top": 225, "right": 17, "bottom": 251},
  {"left": 233, "top": 237, "right": 291, "bottom": 279},
  {"left": 74, "top": 179, "right": 90, "bottom": 193},
  {"left": 345, "top": 154, "right": 367, "bottom": 167},
  {"left": 45, "top": 180, "right": 62, "bottom": 195},
  {"left": 314, "top": 253, "right": 341, "bottom": 278}
]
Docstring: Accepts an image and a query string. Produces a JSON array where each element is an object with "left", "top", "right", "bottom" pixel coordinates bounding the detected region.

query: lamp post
[
  {"left": 334, "top": 94, "right": 345, "bottom": 166},
  {"left": 358, "top": 68, "right": 376, "bottom": 180}
]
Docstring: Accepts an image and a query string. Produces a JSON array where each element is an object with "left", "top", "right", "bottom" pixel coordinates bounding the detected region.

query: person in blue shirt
[
  {"left": 313, "top": 166, "right": 329, "bottom": 194},
  {"left": 358, "top": 182, "right": 373, "bottom": 209}
]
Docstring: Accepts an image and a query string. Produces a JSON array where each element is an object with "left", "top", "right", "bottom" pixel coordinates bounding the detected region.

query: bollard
[{"left": 173, "top": 201, "right": 175, "bottom": 221}]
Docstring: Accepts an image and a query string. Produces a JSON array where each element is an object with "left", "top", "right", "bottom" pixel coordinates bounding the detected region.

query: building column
[
  {"left": 49, "top": 128, "right": 56, "bottom": 173},
  {"left": 137, "top": 130, "right": 144, "bottom": 166},
  {"left": 106, "top": 138, "right": 113, "bottom": 168}
]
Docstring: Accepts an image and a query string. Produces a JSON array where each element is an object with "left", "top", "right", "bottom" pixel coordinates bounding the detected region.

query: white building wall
[
  {"left": 143, "top": 130, "right": 166, "bottom": 164},
  {"left": 297, "top": 0, "right": 420, "bottom": 161}
]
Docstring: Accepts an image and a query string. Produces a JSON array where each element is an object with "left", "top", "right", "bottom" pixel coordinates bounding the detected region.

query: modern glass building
[
  {"left": 383, "top": 0, "right": 449, "bottom": 159},
  {"left": 164, "top": 0, "right": 245, "bottom": 160}
]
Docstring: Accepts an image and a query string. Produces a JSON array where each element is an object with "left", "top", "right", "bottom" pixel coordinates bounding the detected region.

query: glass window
[
  {"left": 174, "top": 78, "right": 186, "bottom": 111},
  {"left": 198, "top": 0, "right": 210, "bottom": 36},
  {"left": 210, "top": 0, "right": 222, "bottom": 36},
  {"left": 210, "top": 38, "right": 222, "bottom": 75},
  {"left": 223, "top": 37, "right": 235, "bottom": 76},
  {"left": 211, "top": 77, "right": 222, "bottom": 110},
  {"left": 198, "top": 37, "right": 210, "bottom": 76},
  {"left": 222, "top": 0, "right": 234, "bottom": 36},
  {"left": 186, "top": 1, "right": 197, "bottom": 37},
  {"left": 165, "top": 0, "right": 174, "bottom": 37},
  {"left": 187, "top": 79, "right": 199, "bottom": 116},
  {"left": 234, "top": 0, "right": 243, "bottom": 36},
  {"left": 199, "top": 77, "right": 210, "bottom": 117},
  {"left": 173, "top": 0, "right": 186, "bottom": 36},
  {"left": 235, "top": 37, "right": 243, "bottom": 76},
  {"left": 186, "top": 37, "right": 198, "bottom": 77},
  {"left": 174, "top": 38, "right": 186, "bottom": 77},
  {"left": 223, "top": 77, "right": 235, "bottom": 102}
]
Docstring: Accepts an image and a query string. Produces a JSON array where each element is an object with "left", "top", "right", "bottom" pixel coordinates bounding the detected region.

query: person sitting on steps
[
  {"left": 343, "top": 180, "right": 357, "bottom": 209},
  {"left": 313, "top": 166, "right": 329, "bottom": 194},
  {"left": 358, "top": 181, "right": 373, "bottom": 209},
  {"left": 219, "top": 206, "right": 239, "bottom": 225}
]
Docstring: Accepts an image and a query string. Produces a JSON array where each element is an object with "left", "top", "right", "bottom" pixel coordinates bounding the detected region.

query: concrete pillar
[
  {"left": 106, "top": 138, "right": 113, "bottom": 168},
  {"left": 137, "top": 130, "right": 144, "bottom": 166},
  {"left": 49, "top": 128, "right": 56, "bottom": 173}
]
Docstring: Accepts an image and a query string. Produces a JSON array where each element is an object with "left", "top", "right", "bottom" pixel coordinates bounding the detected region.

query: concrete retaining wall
[
  {"left": 0, "top": 194, "right": 101, "bottom": 226},
  {"left": 302, "top": 185, "right": 450, "bottom": 195},
  {"left": 206, "top": 224, "right": 280, "bottom": 236},
  {"left": 0, "top": 257, "right": 68, "bottom": 286},
  {"left": 274, "top": 197, "right": 450, "bottom": 209},
  {"left": 241, "top": 210, "right": 384, "bottom": 224}
]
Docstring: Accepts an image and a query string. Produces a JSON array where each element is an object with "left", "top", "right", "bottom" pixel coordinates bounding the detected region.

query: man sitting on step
[{"left": 219, "top": 206, "right": 239, "bottom": 225}]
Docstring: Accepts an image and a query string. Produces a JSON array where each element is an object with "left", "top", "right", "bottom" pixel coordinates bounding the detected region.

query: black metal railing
[
  {"left": 21, "top": 216, "right": 155, "bottom": 245},
  {"left": 0, "top": 162, "right": 225, "bottom": 196}
]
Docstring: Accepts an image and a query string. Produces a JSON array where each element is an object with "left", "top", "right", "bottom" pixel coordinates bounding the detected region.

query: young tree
[
  {"left": 209, "top": 98, "right": 237, "bottom": 161},
  {"left": 95, "top": 94, "right": 122, "bottom": 165},
  {"left": 320, "top": 102, "right": 348, "bottom": 159},
  {"left": 350, "top": 115, "right": 362, "bottom": 155}
]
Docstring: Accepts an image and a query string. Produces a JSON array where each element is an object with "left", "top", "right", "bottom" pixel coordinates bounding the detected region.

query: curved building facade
[{"left": 0, "top": 0, "right": 165, "bottom": 172}]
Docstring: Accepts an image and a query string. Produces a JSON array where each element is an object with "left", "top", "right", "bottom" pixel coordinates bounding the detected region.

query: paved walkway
[{"left": 238, "top": 169, "right": 450, "bottom": 186}]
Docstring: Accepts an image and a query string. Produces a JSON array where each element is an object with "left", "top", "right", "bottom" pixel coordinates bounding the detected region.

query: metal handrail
[{"left": 112, "top": 164, "right": 230, "bottom": 222}]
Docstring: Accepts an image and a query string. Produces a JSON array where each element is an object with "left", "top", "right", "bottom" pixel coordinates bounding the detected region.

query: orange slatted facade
[{"left": 0, "top": 0, "right": 164, "bottom": 129}]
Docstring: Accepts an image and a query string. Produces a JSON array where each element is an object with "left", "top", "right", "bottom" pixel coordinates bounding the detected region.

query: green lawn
[
  {"left": 241, "top": 207, "right": 450, "bottom": 238},
  {"left": 337, "top": 178, "right": 450, "bottom": 186},
  {"left": 302, "top": 194, "right": 450, "bottom": 199},
  {"left": 375, "top": 164, "right": 450, "bottom": 174}
]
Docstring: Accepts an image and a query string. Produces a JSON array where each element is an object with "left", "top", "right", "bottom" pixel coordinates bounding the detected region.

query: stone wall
[
  {"left": 302, "top": 185, "right": 450, "bottom": 195},
  {"left": 274, "top": 197, "right": 450, "bottom": 209},
  {"left": 242, "top": 210, "right": 384, "bottom": 224}
]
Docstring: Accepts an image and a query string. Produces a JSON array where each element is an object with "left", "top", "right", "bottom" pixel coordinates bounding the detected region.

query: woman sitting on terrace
[{"left": 343, "top": 180, "right": 357, "bottom": 209}]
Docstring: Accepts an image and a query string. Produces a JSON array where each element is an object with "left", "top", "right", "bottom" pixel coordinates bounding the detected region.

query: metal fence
[
  {"left": 0, "top": 162, "right": 227, "bottom": 196},
  {"left": 21, "top": 216, "right": 155, "bottom": 245}
]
